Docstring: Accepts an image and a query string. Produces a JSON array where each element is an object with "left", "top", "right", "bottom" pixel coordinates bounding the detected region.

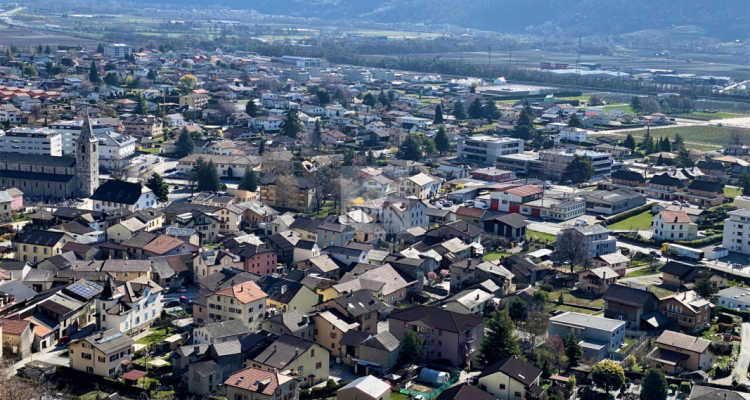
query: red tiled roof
[
  {"left": 2, "top": 319, "right": 31, "bottom": 335},
  {"left": 658, "top": 210, "right": 691, "bottom": 224},
  {"left": 506, "top": 185, "right": 544, "bottom": 197},
  {"left": 455, "top": 206, "right": 485, "bottom": 218}
]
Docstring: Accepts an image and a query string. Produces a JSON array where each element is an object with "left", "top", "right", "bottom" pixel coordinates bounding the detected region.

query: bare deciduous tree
[
  {"left": 556, "top": 228, "right": 591, "bottom": 272},
  {"left": 261, "top": 152, "right": 294, "bottom": 176},
  {"left": 539, "top": 150, "right": 568, "bottom": 181},
  {"left": 275, "top": 174, "right": 298, "bottom": 209},
  {"left": 137, "top": 77, "right": 151, "bottom": 89},
  {"left": 728, "top": 128, "right": 750, "bottom": 146},
  {"left": 28, "top": 104, "right": 44, "bottom": 121}
]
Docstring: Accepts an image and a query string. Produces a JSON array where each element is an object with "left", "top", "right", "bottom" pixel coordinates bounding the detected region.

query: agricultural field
[{"left": 622, "top": 125, "right": 741, "bottom": 148}]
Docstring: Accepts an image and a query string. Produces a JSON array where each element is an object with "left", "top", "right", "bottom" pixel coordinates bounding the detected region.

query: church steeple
[{"left": 75, "top": 109, "right": 100, "bottom": 198}]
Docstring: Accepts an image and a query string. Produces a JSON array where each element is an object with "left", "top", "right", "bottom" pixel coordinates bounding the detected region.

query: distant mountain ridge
[{"left": 139, "top": 0, "right": 748, "bottom": 40}]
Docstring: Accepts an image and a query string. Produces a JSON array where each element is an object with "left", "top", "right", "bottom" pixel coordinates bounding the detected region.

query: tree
[
  {"left": 526, "top": 309, "right": 549, "bottom": 347},
  {"left": 147, "top": 69, "right": 158, "bottom": 80},
  {"left": 623, "top": 134, "right": 636, "bottom": 151},
  {"left": 507, "top": 297, "right": 526, "bottom": 321},
  {"left": 366, "top": 151, "right": 376, "bottom": 166},
  {"left": 245, "top": 100, "right": 259, "bottom": 117},
  {"left": 23, "top": 65, "right": 36, "bottom": 77},
  {"left": 453, "top": 101, "right": 467, "bottom": 120},
  {"left": 363, "top": 92, "right": 376, "bottom": 108},
  {"left": 564, "top": 333, "right": 583, "bottom": 367},
  {"left": 377, "top": 90, "right": 390, "bottom": 107},
  {"left": 96, "top": 43, "right": 105, "bottom": 53},
  {"left": 468, "top": 98, "right": 484, "bottom": 119},
  {"left": 146, "top": 173, "right": 169, "bottom": 203},
  {"left": 60, "top": 57, "right": 74, "bottom": 67},
  {"left": 566, "top": 154, "right": 595, "bottom": 183},
  {"left": 676, "top": 149, "right": 695, "bottom": 168},
  {"left": 258, "top": 140, "right": 266, "bottom": 155},
  {"left": 434, "top": 126, "right": 450, "bottom": 155},
  {"left": 738, "top": 172, "right": 750, "bottom": 194},
  {"left": 400, "top": 331, "right": 426, "bottom": 364},
  {"left": 567, "top": 113, "right": 583, "bottom": 128},
  {"left": 134, "top": 94, "right": 147, "bottom": 115},
  {"left": 656, "top": 154, "right": 665, "bottom": 166},
  {"left": 557, "top": 229, "right": 590, "bottom": 272},
  {"left": 537, "top": 335, "right": 567, "bottom": 374},
  {"left": 342, "top": 149, "right": 355, "bottom": 166},
  {"left": 89, "top": 62, "right": 99, "bottom": 83},
  {"left": 316, "top": 89, "right": 331, "bottom": 106},
  {"left": 660, "top": 137, "right": 672, "bottom": 152},
  {"left": 434, "top": 104, "right": 444, "bottom": 124},
  {"left": 532, "top": 290, "right": 549, "bottom": 305},
  {"left": 44, "top": 45, "right": 51, "bottom": 55},
  {"left": 281, "top": 112, "right": 303, "bottom": 138},
  {"left": 103, "top": 72, "right": 119, "bottom": 86},
  {"left": 477, "top": 309, "right": 522, "bottom": 367},
  {"left": 483, "top": 98, "right": 500, "bottom": 120},
  {"left": 422, "top": 137, "right": 437, "bottom": 158},
  {"left": 588, "top": 95, "right": 605, "bottom": 106},
  {"left": 179, "top": 74, "right": 198, "bottom": 90},
  {"left": 174, "top": 129, "right": 195, "bottom": 158},
  {"left": 638, "top": 127, "right": 654, "bottom": 153},
  {"left": 694, "top": 277, "right": 718, "bottom": 302},
  {"left": 238, "top": 168, "right": 258, "bottom": 192},
  {"left": 641, "top": 364, "right": 668, "bottom": 400},
  {"left": 197, "top": 160, "right": 221, "bottom": 191},
  {"left": 673, "top": 133, "right": 685, "bottom": 151},
  {"left": 729, "top": 128, "right": 749, "bottom": 146},
  {"left": 591, "top": 360, "right": 626, "bottom": 395},
  {"left": 311, "top": 120, "right": 323, "bottom": 150},
  {"left": 630, "top": 96, "right": 643, "bottom": 114},
  {"left": 397, "top": 134, "right": 423, "bottom": 161}
]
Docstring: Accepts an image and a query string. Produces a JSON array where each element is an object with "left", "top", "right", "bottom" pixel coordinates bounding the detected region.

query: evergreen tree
[
  {"left": 342, "top": 149, "right": 355, "bottom": 166},
  {"left": 198, "top": 160, "right": 221, "bottom": 191},
  {"left": 564, "top": 333, "right": 583, "bottom": 367},
  {"left": 468, "top": 98, "right": 484, "bottom": 119},
  {"left": 147, "top": 69, "right": 157, "bottom": 80},
  {"left": 641, "top": 364, "right": 668, "bottom": 400},
  {"left": 174, "top": 129, "right": 195, "bottom": 158},
  {"left": 673, "top": 133, "right": 685, "bottom": 151},
  {"left": 694, "top": 277, "right": 718, "bottom": 303},
  {"left": 434, "top": 126, "right": 450, "bottom": 155},
  {"left": 676, "top": 149, "right": 695, "bottom": 168},
  {"left": 6, "top": 47, "right": 14, "bottom": 60},
  {"left": 311, "top": 120, "right": 323, "bottom": 150},
  {"left": 89, "top": 62, "right": 99, "bottom": 84},
  {"left": 482, "top": 98, "right": 500, "bottom": 120},
  {"left": 146, "top": 173, "right": 169, "bottom": 203},
  {"left": 433, "top": 104, "right": 444, "bottom": 124},
  {"left": 378, "top": 90, "right": 390, "bottom": 107},
  {"left": 630, "top": 96, "right": 642, "bottom": 114},
  {"left": 281, "top": 112, "right": 303, "bottom": 138},
  {"left": 316, "top": 89, "right": 331, "bottom": 106},
  {"left": 623, "top": 134, "right": 636, "bottom": 151},
  {"left": 422, "top": 137, "right": 437, "bottom": 157},
  {"left": 37, "top": 44, "right": 43, "bottom": 54},
  {"left": 366, "top": 151, "right": 376, "bottom": 166},
  {"left": 476, "top": 310, "right": 522, "bottom": 367},
  {"left": 660, "top": 137, "right": 672, "bottom": 152},
  {"left": 568, "top": 113, "right": 583, "bottom": 128},
  {"left": 96, "top": 43, "right": 105, "bottom": 53},
  {"left": 238, "top": 168, "right": 258, "bottom": 192},
  {"left": 134, "top": 95, "right": 146, "bottom": 115},
  {"left": 258, "top": 140, "right": 266, "bottom": 155},
  {"left": 507, "top": 297, "right": 526, "bottom": 321},
  {"left": 567, "top": 154, "right": 595, "bottom": 183},
  {"left": 738, "top": 172, "right": 750, "bottom": 195},
  {"left": 453, "top": 100, "right": 467, "bottom": 120},
  {"left": 245, "top": 100, "right": 259, "bottom": 117},
  {"left": 44, "top": 45, "right": 51, "bottom": 55},
  {"left": 656, "top": 154, "right": 665, "bottom": 166},
  {"left": 397, "top": 134, "right": 423, "bottom": 161},
  {"left": 363, "top": 92, "right": 376, "bottom": 108}
]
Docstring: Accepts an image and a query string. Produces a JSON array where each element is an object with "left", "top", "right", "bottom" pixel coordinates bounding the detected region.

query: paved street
[{"left": 735, "top": 322, "right": 750, "bottom": 384}]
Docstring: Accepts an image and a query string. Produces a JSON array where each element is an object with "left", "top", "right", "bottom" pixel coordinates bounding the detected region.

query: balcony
[
  {"left": 418, "top": 333, "right": 432, "bottom": 340},
  {"left": 424, "top": 345, "right": 434, "bottom": 351}
]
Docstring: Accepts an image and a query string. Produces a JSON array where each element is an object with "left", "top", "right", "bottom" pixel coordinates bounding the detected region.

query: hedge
[
  {"left": 616, "top": 233, "right": 723, "bottom": 249},
  {"left": 553, "top": 91, "right": 583, "bottom": 98},
  {"left": 715, "top": 305, "right": 750, "bottom": 321},
  {"left": 601, "top": 203, "right": 653, "bottom": 225}
]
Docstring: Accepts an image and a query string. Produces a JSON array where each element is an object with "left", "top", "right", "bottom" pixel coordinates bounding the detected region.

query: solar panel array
[
  {"left": 67, "top": 281, "right": 103, "bottom": 299},
  {"left": 97, "top": 332, "right": 122, "bottom": 344}
]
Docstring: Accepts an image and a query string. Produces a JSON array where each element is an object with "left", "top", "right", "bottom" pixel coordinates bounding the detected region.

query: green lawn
[
  {"left": 391, "top": 392, "right": 409, "bottom": 400},
  {"left": 553, "top": 304, "right": 601, "bottom": 315},
  {"left": 618, "top": 338, "right": 637, "bottom": 353},
  {"left": 546, "top": 289, "right": 604, "bottom": 308},
  {"left": 700, "top": 324, "right": 724, "bottom": 341},
  {"left": 608, "top": 210, "right": 654, "bottom": 230},
  {"left": 623, "top": 265, "right": 662, "bottom": 278},
  {"left": 724, "top": 186, "right": 742, "bottom": 198},
  {"left": 624, "top": 125, "right": 741, "bottom": 147},
  {"left": 138, "top": 147, "right": 161, "bottom": 154},
  {"left": 603, "top": 104, "right": 634, "bottom": 114},
  {"left": 136, "top": 327, "right": 171, "bottom": 345},
  {"left": 483, "top": 252, "right": 511, "bottom": 261},
  {"left": 528, "top": 230, "right": 556, "bottom": 243}
]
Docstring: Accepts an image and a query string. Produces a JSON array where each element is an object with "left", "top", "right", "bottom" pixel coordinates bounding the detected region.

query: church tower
[{"left": 75, "top": 112, "right": 99, "bottom": 198}]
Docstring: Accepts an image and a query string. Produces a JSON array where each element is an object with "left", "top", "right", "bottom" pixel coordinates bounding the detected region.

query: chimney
[
  {"left": 476, "top": 293, "right": 480, "bottom": 300},
  {"left": 281, "top": 285, "right": 287, "bottom": 294}
]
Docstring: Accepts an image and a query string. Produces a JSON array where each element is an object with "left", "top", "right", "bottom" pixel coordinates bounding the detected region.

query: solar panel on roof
[{"left": 97, "top": 332, "right": 122, "bottom": 344}]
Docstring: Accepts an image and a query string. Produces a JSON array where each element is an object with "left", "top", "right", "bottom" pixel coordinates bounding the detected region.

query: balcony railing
[
  {"left": 418, "top": 333, "right": 432, "bottom": 340},
  {"left": 424, "top": 345, "right": 434, "bottom": 351}
]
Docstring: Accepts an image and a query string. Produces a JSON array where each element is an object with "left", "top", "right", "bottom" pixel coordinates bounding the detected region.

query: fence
[
  {"left": 611, "top": 331, "right": 649, "bottom": 361},
  {"left": 400, "top": 376, "right": 459, "bottom": 400}
]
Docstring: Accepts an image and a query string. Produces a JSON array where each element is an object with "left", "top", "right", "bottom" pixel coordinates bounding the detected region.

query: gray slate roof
[{"left": 203, "top": 319, "right": 252, "bottom": 339}]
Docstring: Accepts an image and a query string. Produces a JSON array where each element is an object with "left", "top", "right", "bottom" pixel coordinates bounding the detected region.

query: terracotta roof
[
  {"left": 214, "top": 281, "right": 267, "bottom": 304},
  {"left": 655, "top": 330, "right": 711, "bottom": 353},
  {"left": 225, "top": 367, "right": 288, "bottom": 394},
  {"left": 2, "top": 319, "right": 31, "bottom": 335},
  {"left": 455, "top": 206, "right": 485, "bottom": 218},
  {"left": 658, "top": 210, "right": 691, "bottom": 224},
  {"left": 506, "top": 185, "right": 543, "bottom": 197},
  {"left": 143, "top": 236, "right": 186, "bottom": 255}
]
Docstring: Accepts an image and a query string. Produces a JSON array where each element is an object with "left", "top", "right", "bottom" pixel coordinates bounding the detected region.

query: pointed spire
[
  {"left": 100, "top": 276, "right": 117, "bottom": 299},
  {"left": 79, "top": 110, "right": 97, "bottom": 143}
]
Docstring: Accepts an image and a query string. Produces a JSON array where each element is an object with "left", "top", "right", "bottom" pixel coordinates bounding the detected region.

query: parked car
[
  {"left": 464, "top": 200, "right": 475, "bottom": 206},
  {"left": 596, "top": 215, "right": 607, "bottom": 220},
  {"left": 57, "top": 336, "right": 71, "bottom": 346},
  {"left": 180, "top": 286, "right": 187, "bottom": 293},
  {"left": 671, "top": 201, "right": 681, "bottom": 206},
  {"left": 650, "top": 250, "right": 661, "bottom": 258},
  {"left": 473, "top": 202, "right": 486, "bottom": 209},
  {"left": 164, "top": 300, "right": 180, "bottom": 308},
  {"left": 443, "top": 202, "right": 453, "bottom": 208},
  {"left": 180, "top": 296, "right": 191, "bottom": 305}
]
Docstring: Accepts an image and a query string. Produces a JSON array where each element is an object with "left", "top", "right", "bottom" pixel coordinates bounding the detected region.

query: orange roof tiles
[
  {"left": 658, "top": 210, "right": 691, "bottom": 224},
  {"left": 2, "top": 319, "right": 31, "bottom": 335},
  {"left": 215, "top": 281, "right": 267, "bottom": 304},
  {"left": 143, "top": 236, "right": 185, "bottom": 255}
]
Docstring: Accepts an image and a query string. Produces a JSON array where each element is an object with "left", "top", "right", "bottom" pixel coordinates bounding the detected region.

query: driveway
[{"left": 735, "top": 322, "right": 750, "bottom": 384}]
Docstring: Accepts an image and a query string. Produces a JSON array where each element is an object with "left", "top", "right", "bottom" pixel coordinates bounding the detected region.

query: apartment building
[
  {"left": 97, "top": 132, "right": 137, "bottom": 169},
  {"left": 558, "top": 225, "right": 615, "bottom": 258},
  {"left": 456, "top": 136, "right": 524, "bottom": 164},
  {"left": 0, "top": 104, "right": 22, "bottom": 124},
  {"left": 0, "top": 128, "right": 62, "bottom": 156},
  {"left": 47, "top": 119, "right": 115, "bottom": 155},
  {"left": 540, "top": 148, "right": 614, "bottom": 177},
  {"left": 103, "top": 44, "right": 132, "bottom": 58},
  {"left": 123, "top": 115, "right": 163, "bottom": 138},
  {"left": 722, "top": 209, "right": 750, "bottom": 254},
  {"left": 206, "top": 281, "right": 268, "bottom": 332}
]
